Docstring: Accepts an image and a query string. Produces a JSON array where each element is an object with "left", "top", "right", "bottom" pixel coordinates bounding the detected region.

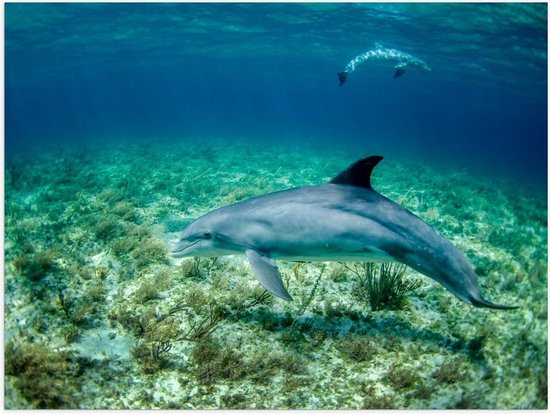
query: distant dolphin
[
  {"left": 338, "top": 44, "right": 431, "bottom": 85},
  {"left": 172, "top": 156, "right": 516, "bottom": 310}
]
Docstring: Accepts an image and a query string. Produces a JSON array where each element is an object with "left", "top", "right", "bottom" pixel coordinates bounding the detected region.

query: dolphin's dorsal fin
[
  {"left": 246, "top": 249, "right": 293, "bottom": 301},
  {"left": 329, "top": 155, "right": 383, "bottom": 189}
]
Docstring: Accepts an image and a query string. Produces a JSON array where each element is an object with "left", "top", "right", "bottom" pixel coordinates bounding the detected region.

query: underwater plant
[
  {"left": 107, "top": 222, "right": 168, "bottom": 271},
  {"left": 220, "top": 393, "right": 248, "bottom": 409},
  {"left": 190, "top": 338, "right": 247, "bottom": 384},
  {"left": 133, "top": 272, "right": 172, "bottom": 304},
  {"left": 58, "top": 288, "right": 102, "bottom": 328},
  {"left": 114, "top": 282, "right": 274, "bottom": 374},
  {"left": 387, "top": 363, "right": 420, "bottom": 390},
  {"left": 336, "top": 336, "right": 377, "bottom": 362},
  {"left": 97, "top": 187, "right": 129, "bottom": 206},
  {"left": 93, "top": 215, "right": 123, "bottom": 241},
  {"left": 180, "top": 257, "right": 202, "bottom": 279},
  {"left": 5, "top": 340, "right": 80, "bottom": 408},
  {"left": 433, "top": 358, "right": 467, "bottom": 384},
  {"left": 296, "top": 264, "right": 325, "bottom": 316},
  {"left": 345, "top": 262, "right": 422, "bottom": 311},
  {"left": 13, "top": 250, "right": 58, "bottom": 282},
  {"left": 190, "top": 338, "right": 306, "bottom": 386},
  {"left": 132, "top": 237, "right": 168, "bottom": 269},
  {"left": 111, "top": 201, "right": 140, "bottom": 223}
]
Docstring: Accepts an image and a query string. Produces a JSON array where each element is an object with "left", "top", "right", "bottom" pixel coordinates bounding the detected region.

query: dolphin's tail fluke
[
  {"left": 337, "top": 71, "right": 348, "bottom": 86},
  {"left": 469, "top": 295, "right": 518, "bottom": 310}
]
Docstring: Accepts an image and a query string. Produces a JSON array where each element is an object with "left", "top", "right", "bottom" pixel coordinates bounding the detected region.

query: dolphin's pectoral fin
[
  {"left": 245, "top": 249, "right": 293, "bottom": 301},
  {"left": 337, "top": 71, "right": 348, "bottom": 86},
  {"left": 393, "top": 63, "right": 407, "bottom": 78},
  {"left": 393, "top": 68, "right": 406, "bottom": 78}
]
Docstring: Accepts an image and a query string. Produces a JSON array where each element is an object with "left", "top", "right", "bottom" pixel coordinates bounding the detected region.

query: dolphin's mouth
[{"left": 170, "top": 239, "right": 199, "bottom": 257}]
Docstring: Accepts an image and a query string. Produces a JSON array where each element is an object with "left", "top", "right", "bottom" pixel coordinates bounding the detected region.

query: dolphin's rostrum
[
  {"left": 172, "top": 156, "right": 516, "bottom": 310},
  {"left": 338, "top": 44, "right": 431, "bottom": 86}
]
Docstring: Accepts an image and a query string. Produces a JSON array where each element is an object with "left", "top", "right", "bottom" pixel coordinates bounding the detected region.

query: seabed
[{"left": 4, "top": 139, "right": 547, "bottom": 409}]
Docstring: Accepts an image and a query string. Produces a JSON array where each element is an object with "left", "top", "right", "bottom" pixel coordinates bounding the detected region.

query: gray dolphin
[
  {"left": 338, "top": 44, "right": 431, "bottom": 85},
  {"left": 171, "top": 156, "right": 516, "bottom": 310}
]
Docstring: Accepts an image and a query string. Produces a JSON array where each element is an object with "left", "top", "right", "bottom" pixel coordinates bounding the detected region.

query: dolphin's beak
[{"left": 170, "top": 240, "right": 198, "bottom": 258}]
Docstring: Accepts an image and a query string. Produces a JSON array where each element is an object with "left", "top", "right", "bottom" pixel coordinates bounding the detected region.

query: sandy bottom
[{"left": 4, "top": 139, "right": 547, "bottom": 408}]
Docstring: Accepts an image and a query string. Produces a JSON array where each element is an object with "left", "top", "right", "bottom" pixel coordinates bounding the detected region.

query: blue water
[{"left": 6, "top": 3, "right": 548, "bottom": 184}]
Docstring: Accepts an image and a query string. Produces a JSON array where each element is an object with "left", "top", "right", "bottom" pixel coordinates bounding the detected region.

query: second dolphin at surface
[
  {"left": 172, "top": 156, "right": 516, "bottom": 311},
  {"left": 338, "top": 43, "right": 431, "bottom": 86}
]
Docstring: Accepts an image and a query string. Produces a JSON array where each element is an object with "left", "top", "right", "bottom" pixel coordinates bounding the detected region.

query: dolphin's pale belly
[
  {"left": 271, "top": 251, "right": 394, "bottom": 263},
  {"left": 266, "top": 236, "right": 395, "bottom": 262}
]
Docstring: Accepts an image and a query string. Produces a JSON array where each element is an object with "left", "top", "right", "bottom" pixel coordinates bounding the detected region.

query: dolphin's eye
[{"left": 203, "top": 232, "right": 212, "bottom": 240}]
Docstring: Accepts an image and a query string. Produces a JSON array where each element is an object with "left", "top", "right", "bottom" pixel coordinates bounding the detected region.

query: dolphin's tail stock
[{"left": 337, "top": 71, "right": 348, "bottom": 86}]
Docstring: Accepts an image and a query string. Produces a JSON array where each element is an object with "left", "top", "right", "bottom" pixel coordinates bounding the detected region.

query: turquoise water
[
  {"left": 4, "top": 3, "right": 548, "bottom": 409},
  {"left": 6, "top": 3, "right": 547, "bottom": 182}
]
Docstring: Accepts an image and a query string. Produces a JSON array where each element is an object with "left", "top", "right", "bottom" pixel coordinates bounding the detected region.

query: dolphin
[
  {"left": 171, "top": 156, "right": 516, "bottom": 310},
  {"left": 337, "top": 44, "right": 431, "bottom": 86}
]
